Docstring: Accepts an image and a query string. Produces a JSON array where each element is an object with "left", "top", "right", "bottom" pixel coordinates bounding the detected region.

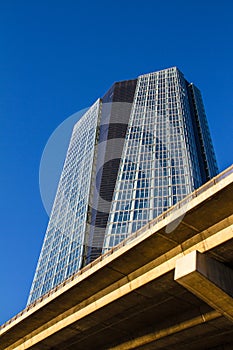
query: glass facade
[
  {"left": 84, "top": 80, "right": 137, "bottom": 265},
  {"left": 187, "top": 83, "right": 218, "bottom": 181},
  {"left": 28, "top": 100, "right": 101, "bottom": 304},
  {"left": 28, "top": 67, "right": 218, "bottom": 304},
  {"left": 102, "top": 67, "right": 218, "bottom": 251}
]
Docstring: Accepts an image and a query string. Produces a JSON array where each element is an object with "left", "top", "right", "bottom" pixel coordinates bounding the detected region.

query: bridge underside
[{"left": 1, "top": 170, "right": 233, "bottom": 350}]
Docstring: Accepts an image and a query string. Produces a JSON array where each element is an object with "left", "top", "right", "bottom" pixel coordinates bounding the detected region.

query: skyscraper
[{"left": 28, "top": 67, "right": 218, "bottom": 305}]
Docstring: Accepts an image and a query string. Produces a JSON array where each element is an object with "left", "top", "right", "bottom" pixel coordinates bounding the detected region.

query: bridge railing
[{"left": 1, "top": 164, "right": 233, "bottom": 330}]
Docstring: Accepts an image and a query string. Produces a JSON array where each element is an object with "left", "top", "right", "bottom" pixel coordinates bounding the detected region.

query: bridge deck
[{"left": 1, "top": 165, "right": 233, "bottom": 350}]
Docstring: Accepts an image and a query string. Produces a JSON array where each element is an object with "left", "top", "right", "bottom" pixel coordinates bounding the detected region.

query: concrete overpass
[{"left": 1, "top": 165, "right": 233, "bottom": 350}]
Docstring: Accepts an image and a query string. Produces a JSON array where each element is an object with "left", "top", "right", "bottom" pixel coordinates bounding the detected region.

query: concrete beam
[
  {"left": 108, "top": 310, "right": 220, "bottom": 350},
  {"left": 175, "top": 251, "right": 233, "bottom": 322}
]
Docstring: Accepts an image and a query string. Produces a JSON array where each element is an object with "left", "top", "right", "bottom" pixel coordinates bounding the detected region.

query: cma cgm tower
[{"left": 28, "top": 67, "right": 218, "bottom": 304}]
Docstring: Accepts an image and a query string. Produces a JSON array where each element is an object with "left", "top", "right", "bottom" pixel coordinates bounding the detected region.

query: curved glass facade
[{"left": 103, "top": 67, "right": 206, "bottom": 250}]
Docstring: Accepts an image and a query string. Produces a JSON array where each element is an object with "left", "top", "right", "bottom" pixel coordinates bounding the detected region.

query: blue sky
[{"left": 0, "top": 0, "right": 232, "bottom": 325}]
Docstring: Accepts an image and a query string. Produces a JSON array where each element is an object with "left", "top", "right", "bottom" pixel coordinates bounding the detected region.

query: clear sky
[{"left": 0, "top": 0, "right": 232, "bottom": 325}]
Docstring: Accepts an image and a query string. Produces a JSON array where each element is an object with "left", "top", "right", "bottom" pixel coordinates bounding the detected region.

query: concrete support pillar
[{"left": 174, "top": 250, "right": 233, "bottom": 323}]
